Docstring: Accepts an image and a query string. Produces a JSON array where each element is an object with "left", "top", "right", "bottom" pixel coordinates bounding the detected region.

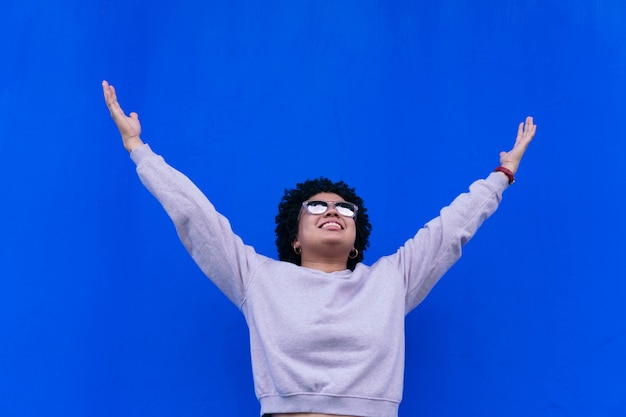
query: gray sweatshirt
[{"left": 130, "top": 144, "right": 509, "bottom": 417}]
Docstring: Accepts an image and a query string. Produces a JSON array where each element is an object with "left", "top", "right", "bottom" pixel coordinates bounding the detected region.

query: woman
[{"left": 103, "top": 80, "right": 536, "bottom": 417}]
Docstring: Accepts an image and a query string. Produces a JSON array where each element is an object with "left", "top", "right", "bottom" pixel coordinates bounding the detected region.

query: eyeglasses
[{"left": 301, "top": 200, "right": 359, "bottom": 218}]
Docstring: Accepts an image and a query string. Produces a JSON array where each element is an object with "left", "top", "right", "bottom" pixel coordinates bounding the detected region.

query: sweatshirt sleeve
[
  {"left": 130, "top": 144, "right": 266, "bottom": 308},
  {"left": 396, "top": 172, "right": 509, "bottom": 313}
]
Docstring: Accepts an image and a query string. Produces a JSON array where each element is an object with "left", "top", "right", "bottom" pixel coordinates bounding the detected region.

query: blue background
[{"left": 1, "top": 1, "right": 625, "bottom": 416}]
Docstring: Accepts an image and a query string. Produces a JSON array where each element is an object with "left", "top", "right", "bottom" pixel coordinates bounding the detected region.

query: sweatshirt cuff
[
  {"left": 129, "top": 143, "right": 153, "bottom": 165},
  {"left": 487, "top": 171, "right": 511, "bottom": 191}
]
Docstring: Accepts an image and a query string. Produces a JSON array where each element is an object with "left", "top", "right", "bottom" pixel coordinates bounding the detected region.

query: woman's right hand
[{"left": 102, "top": 80, "right": 144, "bottom": 152}]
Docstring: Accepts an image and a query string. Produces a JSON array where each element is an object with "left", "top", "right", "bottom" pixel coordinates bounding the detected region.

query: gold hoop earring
[
  {"left": 349, "top": 248, "right": 359, "bottom": 259},
  {"left": 293, "top": 246, "right": 302, "bottom": 255}
]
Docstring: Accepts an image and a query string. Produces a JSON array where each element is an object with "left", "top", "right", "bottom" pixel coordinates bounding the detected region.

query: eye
[
  {"left": 306, "top": 201, "right": 328, "bottom": 214},
  {"left": 335, "top": 202, "right": 356, "bottom": 217}
]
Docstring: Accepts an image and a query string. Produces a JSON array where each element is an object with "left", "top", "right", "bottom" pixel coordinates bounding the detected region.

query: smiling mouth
[{"left": 320, "top": 221, "right": 343, "bottom": 230}]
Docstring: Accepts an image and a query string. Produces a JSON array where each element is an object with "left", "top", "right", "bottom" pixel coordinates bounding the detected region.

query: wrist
[
  {"left": 499, "top": 161, "right": 517, "bottom": 174},
  {"left": 494, "top": 166, "right": 515, "bottom": 184},
  {"left": 124, "top": 136, "right": 144, "bottom": 153}
]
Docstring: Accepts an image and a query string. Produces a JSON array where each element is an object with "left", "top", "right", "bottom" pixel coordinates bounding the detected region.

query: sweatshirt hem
[{"left": 260, "top": 393, "right": 399, "bottom": 417}]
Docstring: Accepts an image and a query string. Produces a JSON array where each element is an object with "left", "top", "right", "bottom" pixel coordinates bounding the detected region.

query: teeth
[{"left": 322, "top": 222, "right": 341, "bottom": 229}]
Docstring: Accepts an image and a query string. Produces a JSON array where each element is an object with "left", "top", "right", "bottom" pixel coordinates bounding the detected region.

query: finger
[
  {"left": 525, "top": 116, "right": 535, "bottom": 134},
  {"left": 103, "top": 81, "right": 116, "bottom": 101},
  {"left": 109, "top": 85, "right": 118, "bottom": 103},
  {"left": 103, "top": 83, "right": 117, "bottom": 109},
  {"left": 105, "top": 86, "right": 125, "bottom": 116},
  {"left": 102, "top": 81, "right": 111, "bottom": 102},
  {"left": 526, "top": 117, "right": 536, "bottom": 138}
]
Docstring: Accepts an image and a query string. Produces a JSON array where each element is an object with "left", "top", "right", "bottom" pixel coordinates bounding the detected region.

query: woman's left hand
[{"left": 499, "top": 116, "right": 537, "bottom": 174}]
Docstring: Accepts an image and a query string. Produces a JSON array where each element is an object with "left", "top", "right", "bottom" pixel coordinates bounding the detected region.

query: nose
[{"left": 323, "top": 203, "right": 340, "bottom": 217}]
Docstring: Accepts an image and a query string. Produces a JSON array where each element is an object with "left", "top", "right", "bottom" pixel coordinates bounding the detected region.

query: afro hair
[{"left": 274, "top": 177, "right": 371, "bottom": 270}]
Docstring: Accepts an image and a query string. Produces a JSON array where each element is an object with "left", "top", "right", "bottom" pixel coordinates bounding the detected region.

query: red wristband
[{"left": 494, "top": 166, "right": 515, "bottom": 184}]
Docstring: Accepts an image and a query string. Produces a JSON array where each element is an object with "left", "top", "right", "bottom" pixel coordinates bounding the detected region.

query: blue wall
[{"left": 1, "top": 1, "right": 625, "bottom": 416}]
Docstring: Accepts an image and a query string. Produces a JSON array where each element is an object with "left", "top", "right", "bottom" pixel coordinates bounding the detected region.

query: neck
[{"left": 300, "top": 257, "right": 348, "bottom": 273}]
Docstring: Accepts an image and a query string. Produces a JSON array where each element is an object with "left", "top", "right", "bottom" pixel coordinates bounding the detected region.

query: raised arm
[
  {"left": 401, "top": 117, "right": 537, "bottom": 311},
  {"left": 102, "top": 80, "right": 144, "bottom": 153},
  {"left": 102, "top": 80, "right": 263, "bottom": 305}
]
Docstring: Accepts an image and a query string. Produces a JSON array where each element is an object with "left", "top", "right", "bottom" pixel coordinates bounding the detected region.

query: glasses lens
[
  {"left": 304, "top": 201, "right": 357, "bottom": 217},
  {"left": 335, "top": 202, "right": 356, "bottom": 217},
  {"left": 306, "top": 201, "right": 329, "bottom": 215}
]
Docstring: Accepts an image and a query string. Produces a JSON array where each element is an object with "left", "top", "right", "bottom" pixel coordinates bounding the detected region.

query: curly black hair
[{"left": 275, "top": 177, "right": 371, "bottom": 270}]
